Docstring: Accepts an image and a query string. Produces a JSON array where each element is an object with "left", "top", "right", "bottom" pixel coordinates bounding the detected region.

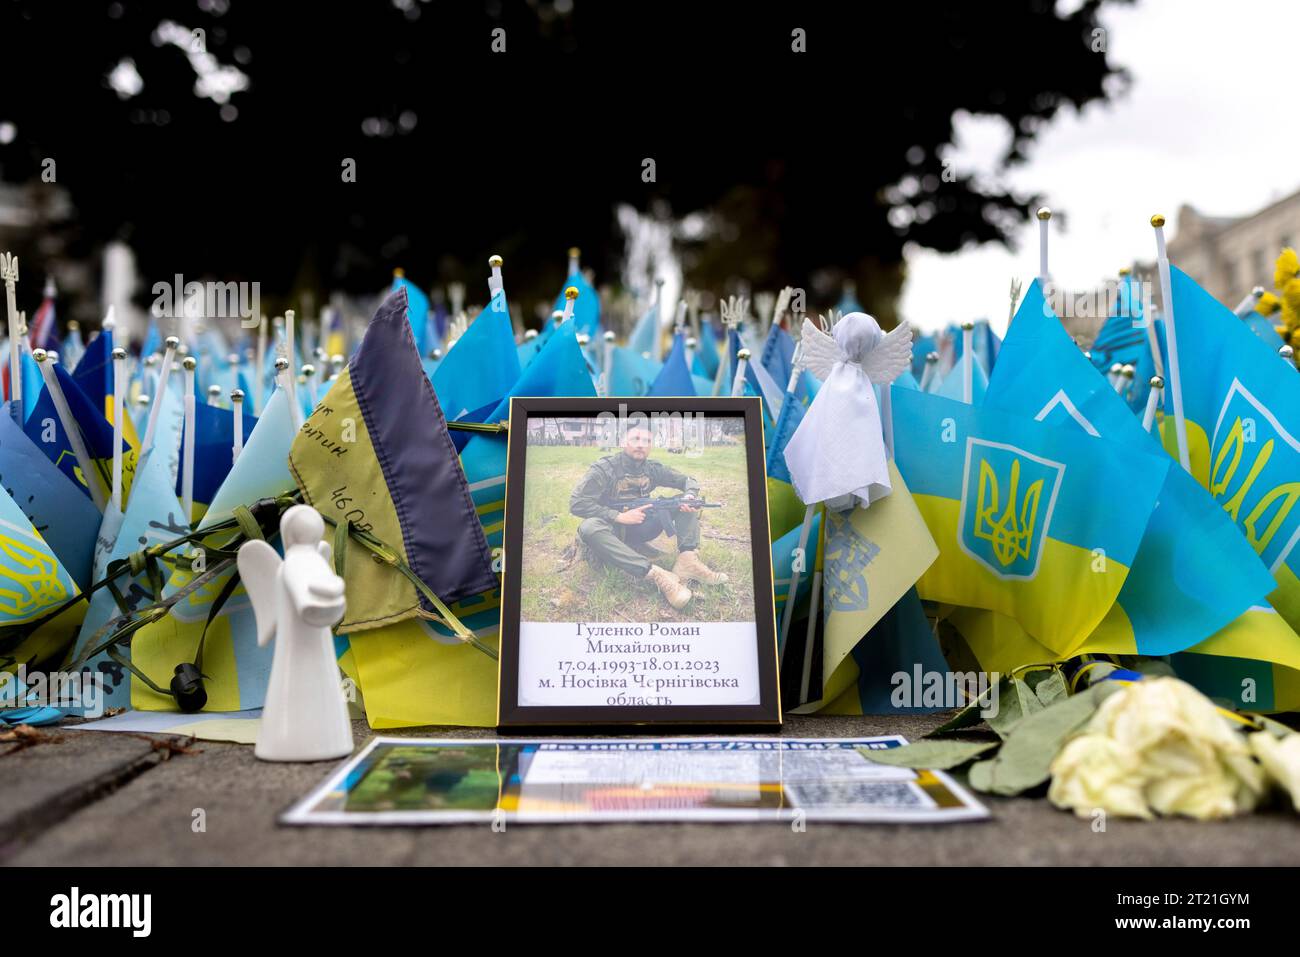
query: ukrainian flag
[
  {"left": 1160, "top": 265, "right": 1300, "bottom": 632},
  {"left": 346, "top": 320, "right": 596, "bottom": 728},
  {"left": 985, "top": 280, "right": 1275, "bottom": 658},
  {"left": 893, "top": 386, "right": 1167, "bottom": 655}
]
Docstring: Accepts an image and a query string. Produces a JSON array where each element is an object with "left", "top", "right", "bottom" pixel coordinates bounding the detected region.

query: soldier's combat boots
[
  {"left": 672, "top": 550, "right": 729, "bottom": 585},
  {"left": 645, "top": 564, "right": 692, "bottom": 609}
]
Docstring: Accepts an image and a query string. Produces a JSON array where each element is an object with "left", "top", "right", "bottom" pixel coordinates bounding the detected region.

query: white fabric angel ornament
[
  {"left": 238, "top": 504, "right": 353, "bottom": 762},
  {"left": 782, "top": 311, "right": 913, "bottom": 511}
]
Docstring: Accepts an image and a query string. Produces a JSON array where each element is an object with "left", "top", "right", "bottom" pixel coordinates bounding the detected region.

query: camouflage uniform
[{"left": 569, "top": 451, "right": 702, "bottom": 578}]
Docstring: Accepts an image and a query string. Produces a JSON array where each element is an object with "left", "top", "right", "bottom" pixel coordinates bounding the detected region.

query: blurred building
[{"left": 1166, "top": 190, "right": 1300, "bottom": 303}]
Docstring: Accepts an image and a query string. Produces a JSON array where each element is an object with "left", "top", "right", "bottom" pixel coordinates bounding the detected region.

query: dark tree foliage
[{"left": 0, "top": 0, "right": 1130, "bottom": 326}]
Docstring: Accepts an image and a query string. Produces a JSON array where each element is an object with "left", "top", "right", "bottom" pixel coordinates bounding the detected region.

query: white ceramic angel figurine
[
  {"left": 237, "top": 504, "right": 353, "bottom": 762},
  {"left": 782, "top": 312, "right": 913, "bottom": 511}
]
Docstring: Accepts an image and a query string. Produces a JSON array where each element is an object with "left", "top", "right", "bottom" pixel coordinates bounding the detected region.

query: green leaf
[
  {"left": 1033, "top": 670, "right": 1068, "bottom": 708},
  {"left": 926, "top": 681, "right": 1001, "bottom": 736},
  {"left": 966, "top": 758, "right": 996, "bottom": 793},
  {"left": 927, "top": 700, "right": 986, "bottom": 736},
  {"left": 976, "top": 682, "right": 1118, "bottom": 796},
  {"left": 987, "top": 676, "right": 1044, "bottom": 739},
  {"left": 857, "top": 739, "right": 999, "bottom": 771}
]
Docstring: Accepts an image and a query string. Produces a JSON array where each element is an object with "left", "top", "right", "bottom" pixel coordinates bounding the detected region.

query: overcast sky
[{"left": 899, "top": 0, "right": 1300, "bottom": 335}]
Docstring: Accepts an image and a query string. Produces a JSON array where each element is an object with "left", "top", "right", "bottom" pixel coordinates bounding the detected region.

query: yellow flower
[
  {"left": 1049, "top": 678, "right": 1265, "bottom": 820},
  {"left": 1275, "top": 248, "right": 1299, "bottom": 291}
]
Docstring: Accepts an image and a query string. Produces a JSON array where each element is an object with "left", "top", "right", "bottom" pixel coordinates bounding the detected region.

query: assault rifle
[{"left": 616, "top": 495, "right": 724, "bottom": 516}]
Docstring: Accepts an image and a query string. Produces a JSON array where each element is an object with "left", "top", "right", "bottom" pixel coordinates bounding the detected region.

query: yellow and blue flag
[
  {"left": 892, "top": 386, "right": 1167, "bottom": 655},
  {"left": 1160, "top": 264, "right": 1300, "bottom": 634},
  {"left": 290, "top": 288, "right": 497, "bottom": 633},
  {"left": 0, "top": 406, "right": 102, "bottom": 589},
  {"left": 985, "top": 280, "right": 1275, "bottom": 658}
]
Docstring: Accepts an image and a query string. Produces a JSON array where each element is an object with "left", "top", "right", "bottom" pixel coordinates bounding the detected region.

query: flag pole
[
  {"left": 730, "top": 348, "right": 751, "bottom": 397},
  {"left": 206, "top": 384, "right": 222, "bottom": 407},
  {"left": 285, "top": 309, "right": 298, "bottom": 414},
  {"left": 1037, "top": 207, "right": 1051, "bottom": 288},
  {"left": 231, "top": 389, "right": 245, "bottom": 464},
  {"left": 799, "top": 508, "right": 826, "bottom": 706},
  {"left": 111, "top": 347, "right": 126, "bottom": 511},
  {"left": 34, "top": 348, "right": 106, "bottom": 510},
  {"left": 1233, "top": 286, "right": 1265, "bottom": 319},
  {"left": 652, "top": 278, "right": 665, "bottom": 362},
  {"left": 275, "top": 356, "right": 302, "bottom": 431},
  {"left": 181, "top": 356, "right": 197, "bottom": 523},
  {"left": 779, "top": 503, "right": 817, "bottom": 665},
  {"left": 255, "top": 315, "right": 267, "bottom": 414},
  {"left": 1151, "top": 214, "right": 1190, "bottom": 472},
  {"left": 560, "top": 286, "right": 578, "bottom": 324},
  {"left": 488, "top": 254, "right": 504, "bottom": 300},
  {"left": 601, "top": 330, "right": 615, "bottom": 397},
  {"left": 568, "top": 246, "right": 580, "bottom": 278},
  {"left": 919, "top": 352, "right": 938, "bottom": 391},
  {"left": 961, "top": 320, "right": 974, "bottom": 404},
  {"left": 141, "top": 336, "right": 179, "bottom": 458},
  {"left": 2, "top": 253, "right": 20, "bottom": 414},
  {"left": 1141, "top": 375, "right": 1164, "bottom": 434}
]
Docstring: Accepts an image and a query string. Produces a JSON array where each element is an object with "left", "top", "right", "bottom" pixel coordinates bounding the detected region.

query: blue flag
[
  {"left": 392, "top": 274, "right": 431, "bottom": 357},
  {"left": 1158, "top": 264, "right": 1300, "bottom": 635},
  {"left": 607, "top": 345, "right": 662, "bottom": 397},
  {"left": 627, "top": 302, "right": 660, "bottom": 359},
  {"left": 984, "top": 279, "right": 1276, "bottom": 657},
  {"left": 433, "top": 291, "right": 522, "bottom": 453},
  {"left": 647, "top": 335, "right": 696, "bottom": 397},
  {"left": 175, "top": 400, "right": 258, "bottom": 510},
  {"left": 0, "top": 405, "right": 101, "bottom": 588}
]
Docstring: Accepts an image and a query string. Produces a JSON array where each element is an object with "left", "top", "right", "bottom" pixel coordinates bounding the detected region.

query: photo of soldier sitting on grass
[{"left": 519, "top": 414, "right": 755, "bottom": 624}]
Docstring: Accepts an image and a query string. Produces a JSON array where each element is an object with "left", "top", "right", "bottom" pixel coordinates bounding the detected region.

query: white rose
[
  {"left": 1249, "top": 731, "right": 1300, "bottom": 810},
  {"left": 1050, "top": 677, "right": 1264, "bottom": 821},
  {"left": 1049, "top": 733, "right": 1150, "bottom": 819}
]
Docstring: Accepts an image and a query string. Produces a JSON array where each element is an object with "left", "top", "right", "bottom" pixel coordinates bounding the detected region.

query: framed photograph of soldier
[{"left": 497, "top": 396, "right": 781, "bottom": 729}]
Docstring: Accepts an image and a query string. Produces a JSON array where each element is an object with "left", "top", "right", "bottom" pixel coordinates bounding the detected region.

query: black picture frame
[{"left": 497, "top": 396, "right": 782, "bottom": 730}]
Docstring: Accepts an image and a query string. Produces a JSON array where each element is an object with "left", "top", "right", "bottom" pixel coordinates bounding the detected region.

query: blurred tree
[{"left": 0, "top": 0, "right": 1130, "bottom": 329}]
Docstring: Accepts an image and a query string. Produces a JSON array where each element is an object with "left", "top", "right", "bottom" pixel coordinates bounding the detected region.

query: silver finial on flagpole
[
  {"left": 302, "top": 363, "right": 318, "bottom": 407},
  {"left": 231, "top": 389, "right": 246, "bottom": 463},
  {"left": 1281, "top": 344, "right": 1295, "bottom": 362}
]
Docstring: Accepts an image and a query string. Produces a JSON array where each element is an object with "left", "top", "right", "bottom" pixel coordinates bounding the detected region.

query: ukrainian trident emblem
[{"left": 959, "top": 439, "right": 1063, "bottom": 579}]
